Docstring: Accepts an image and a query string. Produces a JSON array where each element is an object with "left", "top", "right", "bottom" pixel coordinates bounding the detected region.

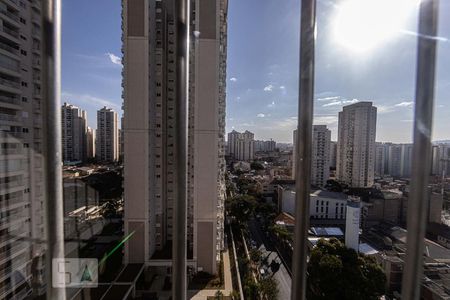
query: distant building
[
  {"left": 336, "top": 102, "right": 377, "bottom": 187},
  {"left": 61, "top": 102, "right": 88, "bottom": 163},
  {"left": 96, "top": 107, "right": 119, "bottom": 162},
  {"left": 388, "top": 143, "right": 413, "bottom": 178},
  {"left": 292, "top": 125, "right": 331, "bottom": 187},
  {"left": 86, "top": 126, "right": 95, "bottom": 159},
  {"left": 278, "top": 185, "right": 348, "bottom": 221},
  {"left": 374, "top": 142, "right": 387, "bottom": 176},
  {"left": 431, "top": 143, "right": 450, "bottom": 176},
  {"left": 254, "top": 139, "right": 276, "bottom": 152},
  {"left": 330, "top": 141, "right": 337, "bottom": 169},
  {"left": 227, "top": 130, "right": 254, "bottom": 161}
]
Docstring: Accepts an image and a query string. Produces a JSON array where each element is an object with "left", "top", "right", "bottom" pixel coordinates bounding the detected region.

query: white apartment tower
[
  {"left": 96, "top": 107, "right": 119, "bottom": 162},
  {"left": 86, "top": 126, "right": 95, "bottom": 159},
  {"left": 122, "top": 0, "right": 228, "bottom": 274},
  {"left": 227, "top": 130, "right": 254, "bottom": 161},
  {"left": 374, "top": 142, "right": 387, "bottom": 177},
  {"left": 0, "top": 0, "right": 45, "bottom": 298},
  {"left": 336, "top": 102, "right": 377, "bottom": 187},
  {"left": 292, "top": 125, "right": 331, "bottom": 187},
  {"left": 61, "top": 102, "right": 87, "bottom": 163}
]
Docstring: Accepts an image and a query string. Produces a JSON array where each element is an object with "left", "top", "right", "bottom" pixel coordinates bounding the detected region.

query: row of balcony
[
  {"left": 0, "top": 95, "right": 19, "bottom": 105},
  {"left": 0, "top": 77, "right": 19, "bottom": 89},
  {"left": 0, "top": 25, "right": 19, "bottom": 38},
  {"left": 0, "top": 42, "right": 18, "bottom": 55},
  {"left": 0, "top": 113, "right": 19, "bottom": 122},
  {"left": 0, "top": 9, "right": 20, "bottom": 23}
]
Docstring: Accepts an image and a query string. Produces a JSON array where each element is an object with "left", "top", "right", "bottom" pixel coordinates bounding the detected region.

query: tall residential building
[
  {"left": 61, "top": 102, "right": 87, "bottom": 163},
  {"left": 96, "top": 107, "right": 119, "bottom": 162},
  {"left": 0, "top": 0, "right": 45, "bottom": 298},
  {"left": 330, "top": 141, "right": 337, "bottom": 169},
  {"left": 336, "top": 102, "right": 377, "bottom": 187},
  {"left": 86, "top": 126, "right": 95, "bottom": 159},
  {"left": 254, "top": 139, "right": 276, "bottom": 152},
  {"left": 311, "top": 125, "right": 331, "bottom": 187},
  {"left": 374, "top": 142, "right": 387, "bottom": 176},
  {"left": 227, "top": 130, "right": 254, "bottom": 161},
  {"left": 431, "top": 143, "right": 450, "bottom": 177},
  {"left": 292, "top": 125, "right": 331, "bottom": 187},
  {"left": 122, "top": 0, "right": 228, "bottom": 274},
  {"left": 387, "top": 143, "right": 413, "bottom": 178}
]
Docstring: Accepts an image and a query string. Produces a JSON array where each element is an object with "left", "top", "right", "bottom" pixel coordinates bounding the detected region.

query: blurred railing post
[
  {"left": 172, "top": 0, "right": 189, "bottom": 299},
  {"left": 291, "top": 0, "right": 316, "bottom": 299},
  {"left": 42, "top": 0, "right": 66, "bottom": 299},
  {"left": 402, "top": 0, "right": 439, "bottom": 299}
]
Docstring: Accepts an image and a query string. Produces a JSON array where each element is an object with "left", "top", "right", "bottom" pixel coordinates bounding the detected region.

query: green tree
[
  {"left": 226, "top": 195, "right": 257, "bottom": 224},
  {"left": 307, "top": 238, "right": 386, "bottom": 300},
  {"left": 214, "top": 290, "right": 223, "bottom": 300},
  {"left": 250, "top": 249, "right": 262, "bottom": 264},
  {"left": 259, "top": 277, "right": 279, "bottom": 300},
  {"left": 269, "top": 224, "right": 292, "bottom": 243}
]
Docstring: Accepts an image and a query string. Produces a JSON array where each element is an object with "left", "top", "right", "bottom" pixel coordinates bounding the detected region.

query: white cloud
[
  {"left": 313, "top": 115, "right": 338, "bottom": 125},
  {"left": 316, "top": 96, "right": 340, "bottom": 101},
  {"left": 322, "top": 98, "right": 359, "bottom": 107},
  {"left": 236, "top": 96, "right": 241, "bottom": 100},
  {"left": 264, "top": 84, "right": 274, "bottom": 92},
  {"left": 343, "top": 99, "right": 359, "bottom": 104},
  {"left": 279, "top": 86, "right": 286, "bottom": 90},
  {"left": 322, "top": 101, "right": 343, "bottom": 107},
  {"left": 106, "top": 52, "right": 122, "bottom": 65},
  {"left": 377, "top": 105, "right": 395, "bottom": 114},
  {"left": 267, "top": 101, "right": 276, "bottom": 108},
  {"left": 257, "top": 113, "right": 265, "bottom": 118},
  {"left": 394, "top": 101, "right": 413, "bottom": 108},
  {"left": 229, "top": 77, "right": 237, "bottom": 82}
]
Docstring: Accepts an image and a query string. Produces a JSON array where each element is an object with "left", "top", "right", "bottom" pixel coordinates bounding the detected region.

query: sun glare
[{"left": 333, "top": 0, "right": 419, "bottom": 53}]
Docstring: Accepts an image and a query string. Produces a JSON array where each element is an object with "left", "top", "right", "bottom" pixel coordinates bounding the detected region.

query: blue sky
[{"left": 62, "top": 0, "right": 450, "bottom": 143}]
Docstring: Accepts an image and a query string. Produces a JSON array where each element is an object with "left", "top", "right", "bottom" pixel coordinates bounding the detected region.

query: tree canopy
[{"left": 307, "top": 238, "right": 386, "bottom": 300}]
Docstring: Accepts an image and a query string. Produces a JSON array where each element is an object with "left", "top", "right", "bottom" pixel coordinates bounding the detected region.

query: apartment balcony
[
  {"left": 0, "top": 62, "right": 20, "bottom": 79},
  {"left": 0, "top": 9, "right": 20, "bottom": 26},
  {"left": 0, "top": 113, "right": 20, "bottom": 123},
  {"left": 33, "top": 72, "right": 41, "bottom": 82},
  {"left": 0, "top": 26, "right": 19, "bottom": 41},
  {"left": 0, "top": 131, "right": 22, "bottom": 140},
  {"left": 0, "top": 78, "right": 20, "bottom": 93},
  {"left": 0, "top": 42, "right": 19, "bottom": 57},
  {"left": 33, "top": 118, "right": 42, "bottom": 128},
  {"left": 0, "top": 147, "right": 23, "bottom": 156},
  {"left": 0, "top": 95, "right": 20, "bottom": 108},
  {"left": 32, "top": 27, "right": 41, "bottom": 39}
]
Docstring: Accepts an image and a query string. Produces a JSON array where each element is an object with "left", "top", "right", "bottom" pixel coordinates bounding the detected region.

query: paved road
[{"left": 247, "top": 218, "right": 292, "bottom": 300}]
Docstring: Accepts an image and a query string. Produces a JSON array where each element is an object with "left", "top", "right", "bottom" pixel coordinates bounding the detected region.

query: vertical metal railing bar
[
  {"left": 402, "top": 0, "right": 439, "bottom": 299},
  {"left": 291, "top": 0, "right": 316, "bottom": 299},
  {"left": 172, "top": 0, "right": 189, "bottom": 298},
  {"left": 42, "top": 0, "right": 66, "bottom": 299}
]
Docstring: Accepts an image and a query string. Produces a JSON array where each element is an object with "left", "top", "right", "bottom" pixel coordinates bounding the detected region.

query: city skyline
[{"left": 63, "top": 0, "right": 450, "bottom": 143}]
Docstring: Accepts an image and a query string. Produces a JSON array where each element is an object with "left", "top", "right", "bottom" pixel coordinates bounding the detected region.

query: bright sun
[{"left": 333, "top": 0, "right": 419, "bottom": 53}]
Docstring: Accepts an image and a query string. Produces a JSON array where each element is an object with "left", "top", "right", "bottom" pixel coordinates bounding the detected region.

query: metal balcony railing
[
  {"left": 1, "top": 26, "right": 19, "bottom": 38},
  {"left": 0, "top": 10, "right": 20, "bottom": 22},
  {"left": 27, "top": 0, "right": 442, "bottom": 299},
  {"left": 0, "top": 77, "right": 19, "bottom": 89},
  {"left": 0, "top": 42, "right": 18, "bottom": 55}
]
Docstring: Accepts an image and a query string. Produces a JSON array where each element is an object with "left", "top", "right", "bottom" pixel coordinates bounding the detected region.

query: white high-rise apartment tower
[
  {"left": 122, "top": 0, "right": 228, "bottom": 274},
  {"left": 336, "top": 102, "right": 377, "bottom": 187},
  {"left": 227, "top": 130, "right": 254, "bottom": 161},
  {"left": 292, "top": 125, "right": 331, "bottom": 187},
  {"left": 96, "top": 107, "right": 119, "bottom": 162},
  {"left": 0, "top": 0, "right": 46, "bottom": 297},
  {"left": 61, "top": 102, "right": 87, "bottom": 163}
]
